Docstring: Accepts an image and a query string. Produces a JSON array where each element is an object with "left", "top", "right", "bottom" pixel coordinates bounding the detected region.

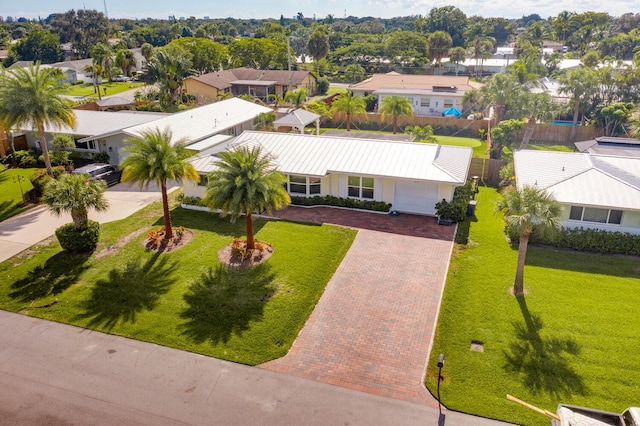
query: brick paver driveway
[{"left": 260, "top": 207, "right": 456, "bottom": 406}]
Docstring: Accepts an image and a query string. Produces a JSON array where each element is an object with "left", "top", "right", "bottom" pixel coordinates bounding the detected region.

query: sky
[{"left": 3, "top": 0, "right": 639, "bottom": 21}]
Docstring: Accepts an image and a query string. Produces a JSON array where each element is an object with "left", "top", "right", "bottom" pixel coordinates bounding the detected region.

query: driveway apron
[{"left": 261, "top": 207, "right": 456, "bottom": 407}]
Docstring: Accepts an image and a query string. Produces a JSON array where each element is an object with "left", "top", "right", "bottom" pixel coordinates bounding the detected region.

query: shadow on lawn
[
  {"left": 180, "top": 263, "right": 277, "bottom": 345},
  {"left": 75, "top": 254, "right": 176, "bottom": 329},
  {"left": 503, "top": 296, "right": 587, "bottom": 399},
  {"left": 152, "top": 206, "right": 268, "bottom": 238},
  {"left": 524, "top": 246, "right": 640, "bottom": 278},
  {"left": 10, "top": 252, "right": 91, "bottom": 302}
]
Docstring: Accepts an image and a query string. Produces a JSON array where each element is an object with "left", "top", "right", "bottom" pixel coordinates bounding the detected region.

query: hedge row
[{"left": 290, "top": 195, "right": 392, "bottom": 212}]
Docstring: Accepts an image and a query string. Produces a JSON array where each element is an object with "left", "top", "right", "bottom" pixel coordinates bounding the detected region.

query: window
[
  {"left": 348, "top": 176, "right": 374, "bottom": 199},
  {"left": 288, "top": 175, "right": 321, "bottom": 196},
  {"left": 443, "top": 99, "right": 454, "bottom": 108},
  {"left": 197, "top": 174, "right": 208, "bottom": 187},
  {"left": 420, "top": 97, "right": 431, "bottom": 107},
  {"left": 569, "top": 206, "right": 623, "bottom": 225},
  {"left": 74, "top": 139, "right": 97, "bottom": 151}
]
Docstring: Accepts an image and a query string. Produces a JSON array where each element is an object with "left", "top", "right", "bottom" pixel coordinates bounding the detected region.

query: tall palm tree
[
  {"left": 254, "top": 111, "right": 276, "bottom": 131},
  {"left": 115, "top": 47, "right": 135, "bottom": 77},
  {"left": 496, "top": 186, "right": 561, "bottom": 296},
  {"left": 0, "top": 63, "right": 76, "bottom": 176},
  {"left": 379, "top": 95, "right": 413, "bottom": 134},
  {"left": 448, "top": 46, "right": 467, "bottom": 76},
  {"left": 120, "top": 128, "right": 200, "bottom": 241},
  {"left": 556, "top": 68, "right": 599, "bottom": 141},
  {"left": 91, "top": 42, "right": 114, "bottom": 82},
  {"left": 83, "top": 61, "right": 103, "bottom": 100},
  {"left": 330, "top": 93, "right": 366, "bottom": 131},
  {"left": 480, "top": 73, "right": 522, "bottom": 124},
  {"left": 428, "top": 31, "right": 453, "bottom": 75},
  {"left": 43, "top": 173, "right": 109, "bottom": 230},
  {"left": 517, "top": 92, "right": 556, "bottom": 149},
  {"left": 203, "top": 146, "right": 290, "bottom": 251},
  {"left": 146, "top": 46, "right": 195, "bottom": 105},
  {"left": 464, "top": 22, "right": 493, "bottom": 77}
]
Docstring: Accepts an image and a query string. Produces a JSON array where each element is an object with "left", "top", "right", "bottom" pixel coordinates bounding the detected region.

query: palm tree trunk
[
  {"left": 71, "top": 207, "right": 88, "bottom": 230},
  {"left": 161, "top": 180, "right": 173, "bottom": 240},
  {"left": 346, "top": 113, "right": 351, "bottom": 131},
  {"left": 513, "top": 230, "right": 530, "bottom": 296},
  {"left": 392, "top": 117, "right": 398, "bottom": 134},
  {"left": 7, "top": 130, "right": 18, "bottom": 168},
  {"left": 38, "top": 123, "right": 53, "bottom": 176},
  {"left": 520, "top": 117, "right": 536, "bottom": 149},
  {"left": 245, "top": 211, "right": 255, "bottom": 250},
  {"left": 570, "top": 99, "right": 580, "bottom": 142}
]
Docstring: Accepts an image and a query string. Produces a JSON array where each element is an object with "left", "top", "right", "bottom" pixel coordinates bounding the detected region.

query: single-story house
[
  {"left": 15, "top": 98, "right": 272, "bottom": 165},
  {"left": 574, "top": 136, "right": 640, "bottom": 157},
  {"left": 348, "top": 72, "right": 481, "bottom": 117},
  {"left": 184, "top": 67, "right": 317, "bottom": 103},
  {"left": 514, "top": 150, "right": 640, "bottom": 235},
  {"left": 184, "top": 131, "right": 473, "bottom": 216}
]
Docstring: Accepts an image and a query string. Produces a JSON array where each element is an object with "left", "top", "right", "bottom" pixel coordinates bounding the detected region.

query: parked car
[
  {"left": 72, "top": 163, "right": 122, "bottom": 186},
  {"left": 113, "top": 75, "right": 131, "bottom": 82}
]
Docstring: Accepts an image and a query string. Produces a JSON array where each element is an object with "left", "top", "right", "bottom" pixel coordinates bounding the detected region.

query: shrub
[
  {"left": 69, "top": 151, "right": 89, "bottom": 166},
  {"left": 435, "top": 181, "right": 474, "bottom": 222},
  {"left": 40, "top": 150, "right": 72, "bottom": 167},
  {"left": 289, "top": 195, "right": 392, "bottom": 212},
  {"left": 29, "top": 166, "right": 66, "bottom": 196},
  {"left": 512, "top": 225, "right": 640, "bottom": 256},
  {"left": 15, "top": 150, "right": 38, "bottom": 168},
  {"left": 179, "top": 195, "right": 207, "bottom": 207},
  {"left": 316, "top": 77, "right": 330, "bottom": 95},
  {"left": 55, "top": 220, "right": 100, "bottom": 253},
  {"left": 92, "top": 152, "right": 111, "bottom": 164}
]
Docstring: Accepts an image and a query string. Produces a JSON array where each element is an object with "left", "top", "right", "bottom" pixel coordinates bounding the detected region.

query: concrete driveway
[{"left": 0, "top": 182, "right": 175, "bottom": 263}]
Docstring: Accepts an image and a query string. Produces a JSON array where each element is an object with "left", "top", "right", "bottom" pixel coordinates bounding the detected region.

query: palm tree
[
  {"left": 480, "top": 73, "right": 522, "bottom": 124},
  {"left": 330, "top": 93, "right": 366, "bottom": 131},
  {"left": 517, "top": 92, "right": 556, "bottom": 149},
  {"left": 448, "top": 46, "right": 467, "bottom": 76},
  {"left": 91, "top": 42, "right": 114, "bottom": 82},
  {"left": 254, "top": 111, "right": 276, "bottom": 131},
  {"left": 83, "top": 61, "right": 103, "bottom": 100},
  {"left": 429, "top": 31, "right": 453, "bottom": 75},
  {"left": 344, "top": 64, "right": 366, "bottom": 83},
  {"left": 464, "top": 22, "right": 493, "bottom": 77},
  {"left": 115, "top": 47, "right": 135, "bottom": 77},
  {"left": 146, "top": 46, "right": 195, "bottom": 105},
  {"left": 556, "top": 68, "right": 599, "bottom": 141},
  {"left": 203, "top": 146, "right": 290, "bottom": 251},
  {"left": 0, "top": 63, "right": 76, "bottom": 176},
  {"left": 496, "top": 186, "right": 561, "bottom": 296},
  {"left": 120, "top": 128, "right": 199, "bottom": 241},
  {"left": 43, "top": 173, "right": 109, "bottom": 230},
  {"left": 284, "top": 88, "right": 309, "bottom": 109},
  {"left": 379, "top": 95, "right": 413, "bottom": 134}
]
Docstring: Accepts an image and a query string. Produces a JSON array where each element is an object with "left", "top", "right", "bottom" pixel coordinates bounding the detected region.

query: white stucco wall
[{"left": 560, "top": 204, "right": 640, "bottom": 235}]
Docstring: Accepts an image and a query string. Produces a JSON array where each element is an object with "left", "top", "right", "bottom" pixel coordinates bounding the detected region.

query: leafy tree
[
  {"left": 581, "top": 50, "right": 600, "bottom": 68},
  {"left": 316, "top": 76, "right": 330, "bottom": 95},
  {"left": 556, "top": 67, "right": 599, "bottom": 141},
  {"left": 228, "top": 38, "right": 289, "bottom": 70},
  {"left": 384, "top": 31, "right": 428, "bottom": 65},
  {"left": 424, "top": 6, "right": 467, "bottom": 47},
  {"left": 594, "top": 102, "right": 634, "bottom": 136},
  {"left": 141, "top": 43, "right": 155, "bottom": 62},
  {"left": 167, "top": 37, "right": 227, "bottom": 74},
  {"left": 490, "top": 119, "right": 524, "bottom": 159},
  {"left": 429, "top": 31, "right": 453, "bottom": 74},
  {"left": 115, "top": 47, "right": 136, "bottom": 77},
  {"left": 405, "top": 125, "right": 437, "bottom": 142},
  {"left": 43, "top": 173, "right": 108, "bottom": 230},
  {"left": 496, "top": 186, "right": 561, "bottom": 296},
  {"left": 344, "top": 64, "right": 366, "bottom": 82},
  {"left": 330, "top": 93, "right": 366, "bottom": 131},
  {"left": 448, "top": 46, "right": 467, "bottom": 76},
  {"left": 379, "top": 95, "right": 413, "bottom": 134},
  {"left": 0, "top": 63, "right": 76, "bottom": 176},
  {"left": 51, "top": 9, "right": 109, "bottom": 59},
  {"left": 120, "top": 128, "right": 199, "bottom": 241},
  {"left": 254, "top": 111, "right": 276, "bottom": 131},
  {"left": 553, "top": 11, "right": 577, "bottom": 45},
  {"left": 83, "top": 61, "right": 103, "bottom": 100},
  {"left": 203, "top": 146, "right": 290, "bottom": 250},
  {"left": 9, "top": 29, "right": 63, "bottom": 64}
]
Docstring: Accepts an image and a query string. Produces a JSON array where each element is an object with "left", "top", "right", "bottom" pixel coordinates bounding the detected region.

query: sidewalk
[{"left": 0, "top": 310, "right": 511, "bottom": 426}]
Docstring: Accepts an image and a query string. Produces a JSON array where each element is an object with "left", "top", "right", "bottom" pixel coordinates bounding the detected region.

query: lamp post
[
  {"left": 437, "top": 353, "right": 445, "bottom": 415},
  {"left": 13, "top": 175, "right": 26, "bottom": 205}
]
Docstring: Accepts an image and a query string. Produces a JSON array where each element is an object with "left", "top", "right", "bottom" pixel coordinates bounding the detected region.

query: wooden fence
[
  {"left": 521, "top": 123, "right": 602, "bottom": 144},
  {"left": 469, "top": 158, "right": 506, "bottom": 184}
]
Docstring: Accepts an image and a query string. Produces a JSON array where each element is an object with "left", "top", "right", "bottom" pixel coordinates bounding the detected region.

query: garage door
[{"left": 394, "top": 180, "right": 439, "bottom": 214}]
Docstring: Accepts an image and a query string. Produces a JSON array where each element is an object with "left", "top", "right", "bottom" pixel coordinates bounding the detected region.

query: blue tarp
[{"left": 442, "top": 107, "right": 462, "bottom": 117}]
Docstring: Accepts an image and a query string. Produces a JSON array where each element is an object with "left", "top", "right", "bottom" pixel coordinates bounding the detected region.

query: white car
[{"left": 113, "top": 75, "right": 131, "bottom": 82}]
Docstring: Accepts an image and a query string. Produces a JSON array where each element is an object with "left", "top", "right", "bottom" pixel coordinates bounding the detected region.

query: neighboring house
[
  {"left": 184, "top": 131, "right": 472, "bottom": 215},
  {"left": 575, "top": 136, "right": 640, "bottom": 157},
  {"left": 16, "top": 98, "right": 271, "bottom": 165},
  {"left": 43, "top": 59, "right": 95, "bottom": 84},
  {"left": 184, "top": 67, "right": 317, "bottom": 102},
  {"left": 348, "top": 72, "right": 481, "bottom": 117},
  {"left": 514, "top": 149, "right": 640, "bottom": 235}
]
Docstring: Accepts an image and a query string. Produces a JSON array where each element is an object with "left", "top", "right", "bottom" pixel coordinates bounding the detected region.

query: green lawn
[
  {"left": 326, "top": 86, "right": 348, "bottom": 96},
  {"left": 0, "top": 198, "right": 356, "bottom": 365},
  {"left": 0, "top": 167, "right": 37, "bottom": 221},
  {"left": 434, "top": 135, "right": 487, "bottom": 158},
  {"left": 425, "top": 187, "right": 640, "bottom": 425},
  {"left": 62, "top": 82, "right": 144, "bottom": 97}
]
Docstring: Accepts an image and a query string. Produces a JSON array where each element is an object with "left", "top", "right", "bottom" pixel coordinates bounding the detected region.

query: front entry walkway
[{"left": 261, "top": 207, "right": 456, "bottom": 406}]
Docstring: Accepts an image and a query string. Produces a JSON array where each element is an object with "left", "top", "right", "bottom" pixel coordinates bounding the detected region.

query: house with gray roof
[
  {"left": 514, "top": 149, "right": 640, "bottom": 234},
  {"left": 184, "top": 131, "right": 472, "bottom": 216}
]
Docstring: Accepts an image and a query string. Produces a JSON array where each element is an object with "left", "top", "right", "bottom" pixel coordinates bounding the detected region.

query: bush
[
  {"left": 69, "top": 151, "right": 89, "bottom": 166},
  {"left": 179, "top": 195, "right": 207, "bottom": 207},
  {"left": 512, "top": 225, "right": 640, "bottom": 256},
  {"left": 290, "top": 195, "right": 392, "bottom": 212},
  {"left": 40, "top": 150, "right": 72, "bottom": 167},
  {"left": 15, "top": 150, "right": 38, "bottom": 168},
  {"left": 29, "top": 166, "right": 66, "bottom": 196},
  {"left": 316, "top": 77, "right": 330, "bottom": 95},
  {"left": 435, "top": 181, "right": 474, "bottom": 222},
  {"left": 92, "top": 151, "right": 111, "bottom": 164},
  {"left": 55, "top": 220, "right": 100, "bottom": 253}
]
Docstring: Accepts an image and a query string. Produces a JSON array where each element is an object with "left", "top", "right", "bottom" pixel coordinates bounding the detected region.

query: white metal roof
[
  {"left": 26, "top": 110, "right": 167, "bottom": 138},
  {"left": 514, "top": 150, "right": 640, "bottom": 211},
  {"left": 193, "top": 131, "right": 471, "bottom": 184},
  {"left": 186, "top": 134, "right": 233, "bottom": 152},
  {"left": 123, "top": 98, "right": 272, "bottom": 144},
  {"left": 273, "top": 109, "right": 320, "bottom": 128}
]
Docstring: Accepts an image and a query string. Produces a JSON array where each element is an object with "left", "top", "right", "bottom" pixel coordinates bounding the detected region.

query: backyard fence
[{"left": 469, "top": 158, "right": 506, "bottom": 184}]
